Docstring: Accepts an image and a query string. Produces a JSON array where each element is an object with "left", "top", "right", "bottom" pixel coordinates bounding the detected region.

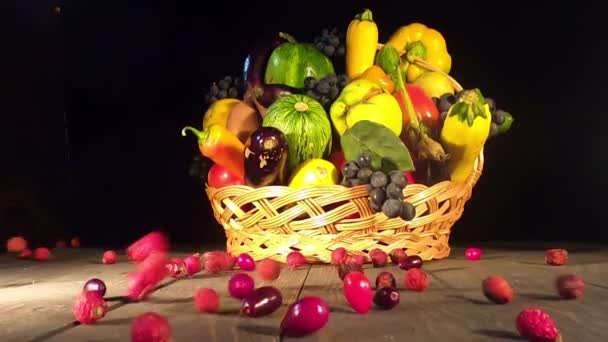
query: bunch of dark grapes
[
  {"left": 203, "top": 75, "right": 245, "bottom": 106},
  {"left": 313, "top": 28, "right": 346, "bottom": 62},
  {"left": 303, "top": 74, "right": 349, "bottom": 110},
  {"left": 433, "top": 92, "right": 511, "bottom": 137},
  {"left": 188, "top": 155, "right": 213, "bottom": 186},
  {"left": 340, "top": 152, "right": 416, "bottom": 221}
]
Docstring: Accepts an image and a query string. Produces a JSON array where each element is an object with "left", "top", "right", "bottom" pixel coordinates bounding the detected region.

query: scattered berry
[
  {"left": 373, "top": 287, "right": 400, "bottom": 310},
  {"left": 102, "top": 250, "right": 117, "bottom": 264},
  {"left": 331, "top": 247, "right": 348, "bottom": 265},
  {"left": 286, "top": 251, "right": 307, "bottom": 269},
  {"left": 194, "top": 288, "right": 220, "bottom": 313},
  {"left": 556, "top": 274, "right": 585, "bottom": 299},
  {"left": 398, "top": 255, "right": 423, "bottom": 270},
  {"left": 73, "top": 290, "right": 108, "bottom": 324},
  {"left": 257, "top": 258, "right": 281, "bottom": 281},
  {"left": 55, "top": 240, "right": 67, "bottom": 248},
  {"left": 347, "top": 254, "right": 365, "bottom": 266},
  {"left": 166, "top": 257, "right": 187, "bottom": 278},
  {"left": 6, "top": 236, "right": 27, "bottom": 253},
  {"left": 70, "top": 237, "right": 81, "bottom": 248},
  {"left": 482, "top": 276, "right": 514, "bottom": 304},
  {"left": 237, "top": 253, "right": 256, "bottom": 271},
  {"left": 545, "top": 249, "right": 568, "bottom": 266},
  {"left": 228, "top": 273, "right": 255, "bottom": 299},
  {"left": 33, "top": 247, "right": 51, "bottom": 261},
  {"left": 131, "top": 312, "right": 172, "bottom": 342},
  {"left": 369, "top": 248, "right": 388, "bottom": 267},
  {"left": 126, "top": 251, "right": 169, "bottom": 300},
  {"left": 126, "top": 231, "right": 170, "bottom": 263},
  {"left": 84, "top": 278, "right": 107, "bottom": 297},
  {"left": 18, "top": 248, "right": 32, "bottom": 259},
  {"left": 343, "top": 272, "right": 373, "bottom": 314},
  {"left": 375, "top": 271, "right": 397, "bottom": 289},
  {"left": 516, "top": 307, "right": 561, "bottom": 342},
  {"left": 281, "top": 297, "right": 330, "bottom": 337},
  {"left": 184, "top": 254, "right": 202, "bottom": 276},
  {"left": 405, "top": 268, "right": 429, "bottom": 292},
  {"left": 336, "top": 258, "right": 364, "bottom": 280},
  {"left": 465, "top": 247, "right": 483, "bottom": 261},
  {"left": 389, "top": 249, "right": 406, "bottom": 265}
]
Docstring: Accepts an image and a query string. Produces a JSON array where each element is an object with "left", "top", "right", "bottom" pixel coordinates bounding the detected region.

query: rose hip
[
  {"left": 257, "top": 258, "right": 281, "bottom": 281},
  {"left": 194, "top": 288, "right": 220, "bottom": 313},
  {"left": 331, "top": 247, "right": 348, "bottom": 265},
  {"left": 286, "top": 251, "right": 306, "bottom": 269},
  {"left": 131, "top": 312, "right": 172, "bottom": 342},
  {"left": 126, "top": 231, "right": 169, "bottom": 263},
  {"left": 369, "top": 248, "right": 388, "bottom": 267},
  {"left": 73, "top": 291, "right": 108, "bottom": 324},
  {"left": 545, "top": 249, "right": 568, "bottom": 266},
  {"left": 102, "top": 250, "right": 117, "bottom": 264},
  {"left": 18, "top": 248, "right": 32, "bottom": 259},
  {"left": 375, "top": 271, "right": 397, "bottom": 289},
  {"left": 482, "top": 276, "right": 513, "bottom": 304},
  {"left": 184, "top": 254, "right": 202, "bottom": 276},
  {"left": 405, "top": 268, "right": 429, "bottom": 291},
  {"left": 33, "top": 247, "right": 51, "bottom": 261},
  {"left": 70, "top": 237, "right": 81, "bottom": 248},
  {"left": 6, "top": 236, "right": 27, "bottom": 253},
  {"left": 556, "top": 274, "right": 585, "bottom": 299},
  {"left": 389, "top": 249, "right": 406, "bottom": 265}
]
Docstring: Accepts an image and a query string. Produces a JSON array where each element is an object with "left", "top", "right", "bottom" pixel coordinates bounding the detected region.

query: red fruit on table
[
  {"left": 256, "top": 258, "right": 281, "bottom": 281},
  {"left": 126, "top": 231, "right": 170, "bottom": 263},
  {"left": 405, "top": 268, "right": 429, "bottom": 292},
  {"left": 102, "top": 250, "right": 117, "bottom": 264},
  {"left": 55, "top": 240, "right": 67, "bottom": 248},
  {"left": 516, "top": 307, "right": 561, "bottom": 342},
  {"left": 398, "top": 255, "right": 423, "bottom": 270},
  {"left": 228, "top": 273, "right": 255, "bottom": 299},
  {"left": 369, "top": 248, "right": 388, "bottom": 267},
  {"left": 70, "top": 237, "right": 81, "bottom": 248},
  {"left": 131, "top": 312, "right": 172, "bottom": 342},
  {"left": 343, "top": 271, "right": 373, "bottom": 314},
  {"left": 376, "top": 271, "right": 397, "bottom": 289},
  {"left": 184, "top": 254, "right": 202, "bottom": 276},
  {"left": 6, "top": 236, "right": 27, "bottom": 253},
  {"left": 286, "top": 251, "right": 306, "bottom": 269},
  {"left": 33, "top": 247, "right": 51, "bottom": 261},
  {"left": 237, "top": 253, "right": 256, "bottom": 271},
  {"left": 465, "top": 247, "right": 483, "bottom": 261},
  {"left": 281, "top": 297, "right": 330, "bottom": 337},
  {"left": 73, "top": 290, "right": 108, "bottom": 324},
  {"left": 482, "top": 276, "right": 514, "bottom": 304},
  {"left": 207, "top": 163, "right": 245, "bottom": 188},
  {"left": 18, "top": 248, "right": 32, "bottom": 259},
  {"left": 194, "top": 288, "right": 220, "bottom": 313},
  {"left": 556, "top": 274, "right": 585, "bottom": 299},
  {"left": 331, "top": 247, "right": 348, "bottom": 265},
  {"left": 389, "top": 249, "right": 406, "bottom": 265},
  {"left": 545, "top": 249, "right": 568, "bottom": 266}
]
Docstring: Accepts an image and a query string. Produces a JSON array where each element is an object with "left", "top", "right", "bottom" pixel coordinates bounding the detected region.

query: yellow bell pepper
[
  {"left": 386, "top": 23, "right": 452, "bottom": 83},
  {"left": 439, "top": 89, "right": 491, "bottom": 183},
  {"left": 346, "top": 9, "right": 379, "bottom": 80}
]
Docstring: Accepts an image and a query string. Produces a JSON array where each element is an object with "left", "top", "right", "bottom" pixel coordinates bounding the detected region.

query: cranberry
[
  {"left": 343, "top": 272, "right": 373, "bottom": 314},
  {"left": 398, "top": 255, "right": 423, "bottom": 270},
  {"left": 465, "top": 248, "right": 482, "bottom": 261}
]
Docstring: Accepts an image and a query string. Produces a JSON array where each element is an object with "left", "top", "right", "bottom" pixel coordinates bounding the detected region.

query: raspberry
[
  {"left": 33, "top": 247, "right": 51, "bottom": 261},
  {"left": 70, "top": 237, "right": 81, "bottom": 248},
  {"left": 73, "top": 291, "right": 108, "bottom": 324},
  {"left": 369, "top": 249, "right": 388, "bottom": 267},
  {"left": 405, "top": 268, "right": 428, "bottom": 291},
  {"left": 556, "top": 274, "right": 585, "bottom": 299},
  {"left": 126, "top": 252, "right": 169, "bottom": 300},
  {"left": 55, "top": 240, "right": 67, "bottom": 248},
  {"left": 102, "top": 250, "right": 117, "bottom": 264},
  {"left": 389, "top": 249, "right": 406, "bottom": 265},
  {"left": 286, "top": 251, "right": 306, "bottom": 269},
  {"left": 6, "top": 236, "right": 27, "bottom": 253},
  {"left": 127, "top": 231, "right": 170, "bottom": 263},
  {"left": 545, "top": 249, "right": 568, "bottom": 266},
  {"left": 18, "top": 248, "right": 32, "bottom": 259},
  {"left": 516, "top": 307, "right": 561, "bottom": 342},
  {"left": 482, "top": 275, "right": 514, "bottom": 304},
  {"left": 131, "top": 312, "right": 172, "bottom": 342},
  {"left": 184, "top": 254, "right": 202, "bottom": 276},
  {"left": 257, "top": 259, "right": 281, "bottom": 281},
  {"left": 194, "top": 288, "right": 220, "bottom": 313},
  {"left": 331, "top": 247, "right": 348, "bottom": 265}
]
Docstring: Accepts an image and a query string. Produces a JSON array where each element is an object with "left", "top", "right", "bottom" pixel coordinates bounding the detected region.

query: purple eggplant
[
  {"left": 241, "top": 286, "right": 283, "bottom": 318},
  {"left": 242, "top": 33, "right": 285, "bottom": 90},
  {"left": 244, "top": 127, "right": 288, "bottom": 187}
]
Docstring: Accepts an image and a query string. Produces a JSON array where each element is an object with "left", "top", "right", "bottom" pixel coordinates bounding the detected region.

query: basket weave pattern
[{"left": 206, "top": 151, "right": 484, "bottom": 263}]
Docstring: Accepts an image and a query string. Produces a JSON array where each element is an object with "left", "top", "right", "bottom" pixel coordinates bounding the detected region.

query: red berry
[
  {"left": 33, "top": 247, "right": 51, "bottom": 261},
  {"left": 286, "top": 251, "right": 306, "bottom": 269},
  {"left": 256, "top": 258, "right": 281, "bottom": 281},
  {"left": 184, "top": 254, "right": 202, "bottom": 276},
  {"left": 126, "top": 231, "right": 170, "bottom": 263},
  {"left": 331, "top": 247, "right": 348, "bottom": 265},
  {"left": 237, "top": 253, "right": 256, "bottom": 271},
  {"left": 343, "top": 271, "right": 373, "bottom": 314},
  {"left": 348, "top": 255, "right": 365, "bottom": 266},
  {"left": 375, "top": 271, "right": 397, "bottom": 289},
  {"left": 131, "top": 312, "right": 172, "bottom": 342},
  {"left": 18, "top": 248, "right": 32, "bottom": 259},
  {"left": 556, "top": 274, "right": 585, "bottom": 299},
  {"left": 516, "top": 307, "right": 561, "bottom": 342},
  {"left": 73, "top": 291, "right": 108, "bottom": 324},
  {"left": 126, "top": 252, "right": 169, "bottom": 300},
  {"left": 369, "top": 249, "right": 388, "bottom": 267},
  {"left": 194, "top": 288, "right": 220, "bottom": 313},
  {"left": 545, "top": 249, "right": 568, "bottom": 266},
  {"left": 336, "top": 258, "right": 364, "bottom": 280},
  {"left": 167, "top": 257, "right": 187, "bottom": 278},
  {"left": 389, "top": 249, "right": 406, "bottom": 265},
  {"left": 6, "top": 236, "right": 28, "bottom": 253},
  {"left": 55, "top": 240, "right": 67, "bottom": 248},
  {"left": 465, "top": 247, "right": 482, "bottom": 261},
  {"left": 102, "top": 250, "right": 117, "bottom": 264},
  {"left": 405, "top": 268, "right": 428, "bottom": 292},
  {"left": 482, "top": 276, "right": 514, "bottom": 304},
  {"left": 70, "top": 237, "right": 81, "bottom": 248}
]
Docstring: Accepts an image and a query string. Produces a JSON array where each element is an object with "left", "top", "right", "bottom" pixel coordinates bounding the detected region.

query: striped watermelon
[{"left": 262, "top": 94, "right": 332, "bottom": 173}]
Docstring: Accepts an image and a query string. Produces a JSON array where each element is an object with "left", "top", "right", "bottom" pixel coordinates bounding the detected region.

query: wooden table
[{"left": 1, "top": 242, "right": 606, "bottom": 342}]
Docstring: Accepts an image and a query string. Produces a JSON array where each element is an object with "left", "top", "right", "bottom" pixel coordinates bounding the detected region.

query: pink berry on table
[{"left": 465, "top": 247, "right": 483, "bottom": 261}]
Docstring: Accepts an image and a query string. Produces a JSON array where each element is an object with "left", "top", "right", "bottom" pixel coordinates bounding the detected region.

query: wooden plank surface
[{"left": 43, "top": 257, "right": 310, "bottom": 342}]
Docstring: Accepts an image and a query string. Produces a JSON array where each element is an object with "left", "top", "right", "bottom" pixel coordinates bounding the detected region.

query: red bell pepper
[{"left": 394, "top": 84, "right": 440, "bottom": 131}]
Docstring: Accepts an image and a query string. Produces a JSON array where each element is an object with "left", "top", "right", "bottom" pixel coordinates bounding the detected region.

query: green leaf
[{"left": 340, "top": 120, "right": 415, "bottom": 172}]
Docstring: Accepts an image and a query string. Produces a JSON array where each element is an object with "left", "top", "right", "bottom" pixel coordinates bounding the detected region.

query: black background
[{"left": 2, "top": 1, "right": 607, "bottom": 249}]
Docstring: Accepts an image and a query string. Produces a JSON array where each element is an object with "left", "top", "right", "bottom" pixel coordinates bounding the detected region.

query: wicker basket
[{"left": 205, "top": 149, "right": 484, "bottom": 263}]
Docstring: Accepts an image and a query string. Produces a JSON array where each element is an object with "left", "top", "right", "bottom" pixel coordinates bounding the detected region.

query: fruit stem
[
  {"left": 279, "top": 32, "right": 297, "bottom": 44},
  {"left": 405, "top": 41, "right": 426, "bottom": 63},
  {"left": 181, "top": 126, "right": 209, "bottom": 143},
  {"left": 355, "top": 9, "right": 374, "bottom": 22}
]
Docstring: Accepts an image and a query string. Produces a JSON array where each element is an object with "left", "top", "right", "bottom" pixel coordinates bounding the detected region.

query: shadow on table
[
  {"left": 237, "top": 324, "right": 279, "bottom": 336},
  {"left": 519, "top": 293, "right": 563, "bottom": 301},
  {"left": 473, "top": 329, "right": 525, "bottom": 340},
  {"left": 445, "top": 294, "right": 494, "bottom": 305}
]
